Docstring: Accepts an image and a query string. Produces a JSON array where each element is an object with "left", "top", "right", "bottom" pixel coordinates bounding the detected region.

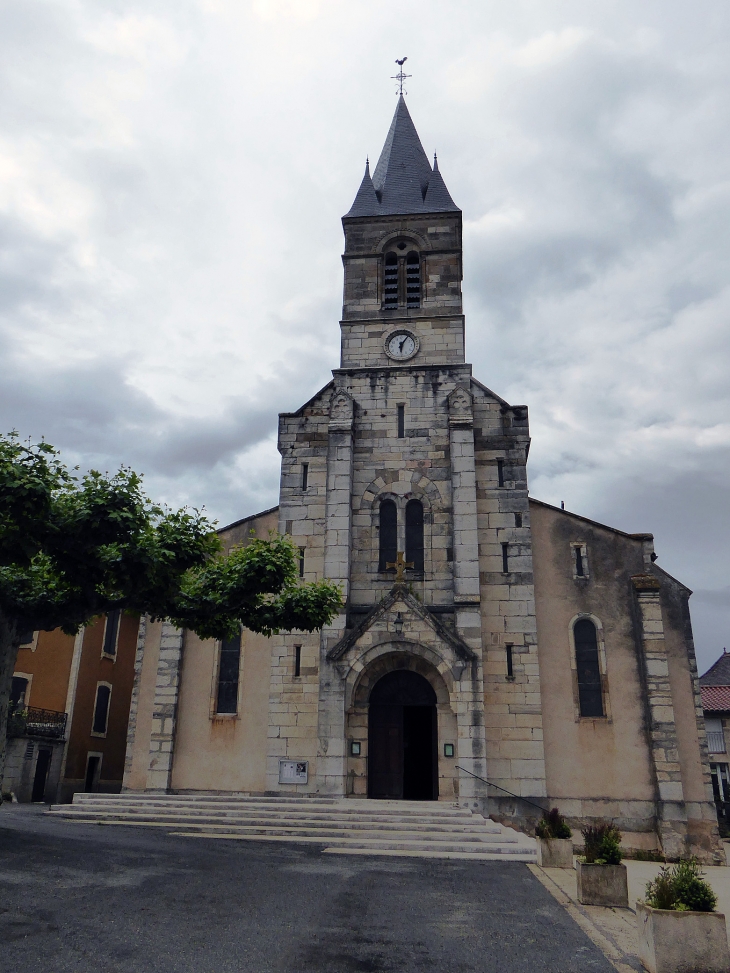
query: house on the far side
[
  {"left": 6, "top": 611, "right": 138, "bottom": 802},
  {"left": 700, "top": 649, "right": 730, "bottom": 834}
]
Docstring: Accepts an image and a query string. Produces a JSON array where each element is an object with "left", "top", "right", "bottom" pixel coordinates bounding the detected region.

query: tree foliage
[
  {"left": 0, "top": 431, "right": 341, "bottom": 638},
  {"left": 0, "top": 432, "right": 342, "bottom": 789}
]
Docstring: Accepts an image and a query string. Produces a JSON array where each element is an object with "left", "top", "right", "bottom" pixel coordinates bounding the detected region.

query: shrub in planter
[
  {"left": 644, "top": 859, "right": 717, "bottom": 913},
  {"left": 535, "top": 808, "right": 573, "bottom": 868},
  {"left": 638, "top": 860, "right": 727, "bottom": 973},
  {"left": 576, "top": 823, "right": 628, "bottom": 907}
]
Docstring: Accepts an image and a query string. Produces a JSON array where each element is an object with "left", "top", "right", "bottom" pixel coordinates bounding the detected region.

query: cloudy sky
[{"left": 2, "top": 0, "right": 729, "bottom": 670}]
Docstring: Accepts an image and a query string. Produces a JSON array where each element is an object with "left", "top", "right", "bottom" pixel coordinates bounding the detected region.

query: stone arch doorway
[{"left": 368, "top": 669, "right": 438, "bottom": 801}]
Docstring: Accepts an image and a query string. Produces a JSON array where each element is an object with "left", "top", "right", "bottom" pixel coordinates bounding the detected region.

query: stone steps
[{"left": 47, "top": 794, "right": 536, "bottom": 861}]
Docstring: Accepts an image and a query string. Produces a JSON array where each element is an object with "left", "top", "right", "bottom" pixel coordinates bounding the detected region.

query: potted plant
[
  {"left": 576, "top": 823, "right": 628, "bottom": 907},
  {"left": 637, "top": 859, "right": 729, "bottom": 973},
  {"left": 535, "top": 808, "right": 573, "bottom": 868}
]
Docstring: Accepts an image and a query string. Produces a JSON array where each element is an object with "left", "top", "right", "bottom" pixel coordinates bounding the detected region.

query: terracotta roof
[
  {"left": 701, "top": 685, "right": 730, "bottom": 713},
  {"left": 700, "top": 650, "right": 730, "bottom": 686}
]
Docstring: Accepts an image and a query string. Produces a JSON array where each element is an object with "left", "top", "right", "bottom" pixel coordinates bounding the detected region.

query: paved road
[{"left": 0, "top": 805, "right": 615, "bottom": 972}]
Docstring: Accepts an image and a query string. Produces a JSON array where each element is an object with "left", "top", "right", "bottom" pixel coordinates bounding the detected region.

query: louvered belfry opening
[
  {"left": 383, "top": 252, "right": 398, "bottom": 307},
  {"left": 406, "top": 251, "right": 420, "bottom": 307}
]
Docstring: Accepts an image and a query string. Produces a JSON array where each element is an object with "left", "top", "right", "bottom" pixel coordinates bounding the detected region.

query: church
[{"left": 122, "top": 96, "right": 722, "bottom": 862}]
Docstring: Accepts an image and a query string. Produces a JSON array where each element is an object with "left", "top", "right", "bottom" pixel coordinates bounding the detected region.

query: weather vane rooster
[{"left": 392, "top": 57, "right": 411, "bottom": 96}]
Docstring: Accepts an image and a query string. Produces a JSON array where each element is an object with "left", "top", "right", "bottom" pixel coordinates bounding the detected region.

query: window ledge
[
  {"left": 211, "top": 713, "right": 237, "bottom": 721},
  {"left": 90, "top": 731, "right": 108, "bottom": 739}
]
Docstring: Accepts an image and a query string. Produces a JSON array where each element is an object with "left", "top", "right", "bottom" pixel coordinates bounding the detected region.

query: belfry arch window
[
  {"left": 383, "top": 252, "right": 398, "bottom": 308},
  {"left": 405, "top": 499, "right": 424, "bottom": 572},
  {"left": 378, "top": 499, "right": 398, "bottom": 571},
  {"left": 574, "top": 618, "right": 604, "bottom": 718},
  {"left": 406, "top": 251, "right": 420, "bottom": 307}
]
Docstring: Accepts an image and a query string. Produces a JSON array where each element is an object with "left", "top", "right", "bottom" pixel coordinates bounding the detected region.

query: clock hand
[{"left": 399, "top": 337, "right": 407, "bottom": 352}]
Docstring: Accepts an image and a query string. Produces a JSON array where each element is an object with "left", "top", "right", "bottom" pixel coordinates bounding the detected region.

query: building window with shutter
[
  {"left": 216, "top": 632, "right": 242, "bottom": 715},
  {"left": 573, "top": 618, "right": 604, "bottom": 718},
  {"left": 102, "top": 610, "right": 121, "bottom": 659},
  {"left": 91, "top": 683, "right": 112, "bottom": 736}
]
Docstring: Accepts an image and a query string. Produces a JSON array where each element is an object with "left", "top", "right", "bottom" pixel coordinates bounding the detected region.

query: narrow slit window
[
  {"left": 383, "top": 252, "right": 398, "bottom": 307},
  {"left": 406, "top": 251, "right": 420, "bottom": 307},
  {"left": 506, "top": 644, "right": 514, "bottom": 680},
  {"left": 405, "top": 499, "right": 424, "bottom": 573},
  {"left": 92, "top": 684, "right": 111, "bottom": 735},
  {"left": 501, "top": 543, "right": 509, "bottom": 574},
  {"left": 102, "top": 610, "right": 121, "bottom": 658},
  {"left": 298, "top": 547, "right": 305, "bottom": 578},
  {"left": 379, "top": 500, "right": 398, "bottom": 572},
  {"left": 301, "top": 463, "right": 309, "bottom": 490},
  {"left": 294, "top": 645, "right": 301, "bottom": 678},
  {"left": 575, "top": 546, "right": 585, "bottom": 577},
  {"left": 574, "top": 619, "right": 603, "bottom": 717},
  {"left": 497, "top": 460, "right": 505, "bottom": 487},
  {"left": 397, "top": 404, "right": 405, "bottom": 439},
  {"left": 216, "top": 632, "right": 242, "bottom": 714},
  {"left": 515, "top": 512, "right": 522, "bottom": 528}
]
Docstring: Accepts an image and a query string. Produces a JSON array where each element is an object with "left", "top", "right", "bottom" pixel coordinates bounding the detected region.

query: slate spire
[
  {"left": 344, "top": 95, "right": 460, "bottom": 218},
  {"left": 345, "top": 158, "right": 380, "bottom": 218}
]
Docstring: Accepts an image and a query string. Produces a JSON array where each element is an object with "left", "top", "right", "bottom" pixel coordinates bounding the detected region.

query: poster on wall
[{"left": 278, "top": 759, "right": 308, "bottom": 784}]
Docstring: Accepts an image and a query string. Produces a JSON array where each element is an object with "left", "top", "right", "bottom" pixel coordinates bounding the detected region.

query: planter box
[
  {"left": 636, "top": 901, "right": 730, "bottom": 973},
  {"left": 576, "top": 861, "right": 628, "bottom": 907},
  {"left": 536, "top": 837, "right": 573, "bottom": 868}
]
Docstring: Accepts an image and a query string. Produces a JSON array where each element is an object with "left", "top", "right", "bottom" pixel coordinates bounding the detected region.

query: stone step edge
[
  {"left": 69, "top": 795, "right": 478, "bottom": 815},
  {"left": 322, "top": 847, "right": 536, "bottom": 862},
  {"left": 50, "top": 807, "right": 506, "bottom": 826},
  {"left": 57, "top": 803, "right": 483, "bottom": 822},
  {"left": 53, "top": 817, "right": 517, "bottom": 843},
  {"left": 168, "top": 832, "right": 535, "bottom": 854},
  {"left": 47, "top": 811, "right": 503, "bottom": 834},
  {"left": 72, "top": 793, "right": 472, "bottom": 807}
]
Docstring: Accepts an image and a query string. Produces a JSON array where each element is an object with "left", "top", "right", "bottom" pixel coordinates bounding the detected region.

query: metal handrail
[{"left": 456, "top": 765, "right": 548, "bottom": 814}]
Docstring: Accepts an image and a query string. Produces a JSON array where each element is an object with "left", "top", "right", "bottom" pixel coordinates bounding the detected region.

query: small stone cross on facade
[{"left": 386, "top": 551, "right": 414, "bottom": 582}]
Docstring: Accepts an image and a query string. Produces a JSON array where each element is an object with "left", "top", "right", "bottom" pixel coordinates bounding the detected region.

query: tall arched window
[
  {"left": 384, "top": 252, "right": 398, "bottom": 308},
  {"left": 379, "top": 499, "right": 398, "bottom": 571},
  {"left": 574, "top": 619, "right": 604, "bottom": 717},
  {"left": 406, "top": 251, "right": 420, "bottom": 307},
  {"left": 405, "top": 499, "right": 424, "bottom": 572}
]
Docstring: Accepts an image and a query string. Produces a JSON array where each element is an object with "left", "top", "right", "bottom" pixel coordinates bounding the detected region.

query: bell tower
[{"left": 340, "top": 95, "right": 464, "bottom": 369}]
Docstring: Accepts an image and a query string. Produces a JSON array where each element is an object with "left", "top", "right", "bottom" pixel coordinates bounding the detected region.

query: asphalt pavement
[{"left": 0, "top": 803, "right": 616, "bottom": 972}]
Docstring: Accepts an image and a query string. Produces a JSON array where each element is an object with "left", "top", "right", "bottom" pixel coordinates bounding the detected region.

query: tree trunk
[{"left": 0, "top": 611, "right": 20, "bottom": 802}]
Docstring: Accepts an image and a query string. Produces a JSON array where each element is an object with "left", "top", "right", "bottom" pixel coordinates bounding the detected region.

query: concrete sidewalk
[{"left": 531, "top": 854, "right": 730, "bottom": 973}]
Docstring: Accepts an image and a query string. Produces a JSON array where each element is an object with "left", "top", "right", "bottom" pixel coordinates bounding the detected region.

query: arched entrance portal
[{"left": 368, "top": 670, "right": 438, "bottom": 800}]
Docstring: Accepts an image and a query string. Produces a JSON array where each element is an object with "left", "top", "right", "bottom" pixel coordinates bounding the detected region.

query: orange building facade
[{"left": 6, "top": 612, "right": 139, "bottom": 802}]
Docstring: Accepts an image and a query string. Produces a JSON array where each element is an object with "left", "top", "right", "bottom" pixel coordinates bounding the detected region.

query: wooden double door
[{"left": 367, "top": 670, "right": 438, "bottom": 801}]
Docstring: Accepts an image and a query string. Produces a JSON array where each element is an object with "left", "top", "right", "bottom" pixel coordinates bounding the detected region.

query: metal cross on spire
[{"left": 392, "top": 57, "right": 411, "bottom": 96}]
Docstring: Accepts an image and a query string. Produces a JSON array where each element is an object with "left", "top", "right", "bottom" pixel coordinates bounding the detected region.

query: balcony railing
[
  {"left": 708, "top": 730, "right": 726, "bottom": 753},
  {"left": 7, "top": 706, "right": 67, "bottom": 740}
]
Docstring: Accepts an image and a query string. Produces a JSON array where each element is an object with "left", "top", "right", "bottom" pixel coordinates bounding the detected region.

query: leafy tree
[{"left": 0, "top": 433, "right": 341, "bottom": 794}]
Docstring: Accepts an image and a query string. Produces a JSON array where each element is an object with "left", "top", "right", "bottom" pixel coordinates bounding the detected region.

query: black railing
[
  {"left": 456, "top": 765, "right": 548, "bottom": 814},
  {"left": 7, "top": 706, "right": 67, "bottom": 740}
]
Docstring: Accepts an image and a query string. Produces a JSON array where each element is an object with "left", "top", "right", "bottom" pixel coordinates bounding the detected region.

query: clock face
[{"left": 386, "top": 331, "right": 417, "bottom": 361}]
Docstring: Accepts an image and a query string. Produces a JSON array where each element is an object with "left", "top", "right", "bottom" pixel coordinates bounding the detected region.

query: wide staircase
[{"left": 48, "top": 793, "right": 536, "bottom": 861}]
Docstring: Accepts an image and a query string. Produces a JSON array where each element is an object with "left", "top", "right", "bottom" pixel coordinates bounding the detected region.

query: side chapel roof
[{"left": 344, "top": 95, "right": 460, "bottom": 218}]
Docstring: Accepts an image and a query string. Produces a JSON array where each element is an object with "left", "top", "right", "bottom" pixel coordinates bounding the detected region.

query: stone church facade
[{"left": 123, "top": 97, "right": 722, "bottom": 862}]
